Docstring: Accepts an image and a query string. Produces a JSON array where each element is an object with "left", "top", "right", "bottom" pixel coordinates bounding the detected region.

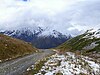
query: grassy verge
[{"left": 24, "top": 57, "right": 50, "bottom": 75}]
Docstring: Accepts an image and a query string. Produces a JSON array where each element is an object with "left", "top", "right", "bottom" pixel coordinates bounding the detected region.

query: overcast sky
[{"left": 0, "top": 0, "right": 100, "bottom": 36}]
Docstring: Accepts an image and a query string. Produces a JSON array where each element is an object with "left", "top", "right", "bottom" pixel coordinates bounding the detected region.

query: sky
[{"left": 0, "top": 0, "right": 100, "bottom": 36}]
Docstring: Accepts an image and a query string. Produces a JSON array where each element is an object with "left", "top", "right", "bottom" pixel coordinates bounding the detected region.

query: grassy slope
[
  {"left": 57, "top": 32, "right": 100, "bottom": 57},
  {"left": 0, "top": 34, "right": 37, "bottom": 61}
]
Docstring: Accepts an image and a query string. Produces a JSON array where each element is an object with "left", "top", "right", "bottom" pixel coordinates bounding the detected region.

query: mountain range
[{"left": 0, "top": 27, "right": 71, "bottom": 49}]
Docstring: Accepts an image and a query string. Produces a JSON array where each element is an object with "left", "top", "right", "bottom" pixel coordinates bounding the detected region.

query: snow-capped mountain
[{"left": 0, "top": 27, "right": 71, "bottom": 49}]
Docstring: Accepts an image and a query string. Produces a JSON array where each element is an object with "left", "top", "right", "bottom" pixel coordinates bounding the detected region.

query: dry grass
[{"left": 0, "top": 34, "right": 37, "bottom": 61}]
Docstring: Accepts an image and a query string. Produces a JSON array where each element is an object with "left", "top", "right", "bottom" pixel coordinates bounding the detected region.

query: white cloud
[{"left": 0, "top": 0, "right": 100, "bottom": 36}]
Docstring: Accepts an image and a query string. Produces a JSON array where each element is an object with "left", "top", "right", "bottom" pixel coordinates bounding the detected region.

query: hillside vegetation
[
  {"left": 0, "top": 34, "right": 37, "bottom": 61},
  {"left": 57, "top": 29, "right": 100, "bottom": 59}
]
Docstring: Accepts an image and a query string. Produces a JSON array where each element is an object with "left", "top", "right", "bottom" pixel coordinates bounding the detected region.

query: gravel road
[{"left": 0, "top": 49, "right": 55, "bottom": 75}]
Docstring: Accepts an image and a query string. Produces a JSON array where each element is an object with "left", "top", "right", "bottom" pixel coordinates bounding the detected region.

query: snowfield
[{"left": 35, "top": 52, "right": 100, "bottom": 75}]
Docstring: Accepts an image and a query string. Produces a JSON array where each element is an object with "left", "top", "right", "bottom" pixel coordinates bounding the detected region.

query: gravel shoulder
[{"left": 0, "top": 49, "right": 55, "bottom": 75}]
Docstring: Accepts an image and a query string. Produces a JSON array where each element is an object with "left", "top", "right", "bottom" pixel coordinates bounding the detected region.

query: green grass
[
  {"left": 32, "top": 59, "right": 47, "bottom": 75},
  {"left": 57, "top": 33, "right": 100, "bottom": 56},
  {"left": 0, "top": 34, "right": 37, "bottom": 61},
  {"left": 25, "top": 57, "right": 49, "bottom": 75}
]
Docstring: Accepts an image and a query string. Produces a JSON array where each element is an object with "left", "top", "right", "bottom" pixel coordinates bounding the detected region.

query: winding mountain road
[{"left": 0, "top": 49, "right": 55, "bottom": 75}]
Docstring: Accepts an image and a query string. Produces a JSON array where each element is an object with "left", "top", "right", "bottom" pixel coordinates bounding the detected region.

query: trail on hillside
[{"left": 0, "top": 49, "right": 55, "bottom": 75}]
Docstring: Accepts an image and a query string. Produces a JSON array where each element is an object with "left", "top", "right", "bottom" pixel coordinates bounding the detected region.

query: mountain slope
[
  {"left": 57, "top": 29, "right": 100, "bottom": 59},
  {"left": 0, "top": 34, "right": 37, "bottom": 62},
  {"left": 0, "top": 27, "right": 71, "bottom": 49}
]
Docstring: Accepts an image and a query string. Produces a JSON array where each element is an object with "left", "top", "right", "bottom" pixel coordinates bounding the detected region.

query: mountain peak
[{"left": 0, "top": 27, "right": 71, "bottom": 49}]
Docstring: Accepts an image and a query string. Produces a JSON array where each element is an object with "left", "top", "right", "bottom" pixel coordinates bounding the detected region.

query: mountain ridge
[
  {"left": 0, "top": 27, "right": 71, "bottom": 49},
  {"left": 57, "top": 29, "right": 100, "bottom": 60}
]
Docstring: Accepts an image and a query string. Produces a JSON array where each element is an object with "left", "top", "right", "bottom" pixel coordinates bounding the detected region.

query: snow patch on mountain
[
  {"left": 38, "top": 30, "right": 69, "bottom": 38},
  {"left": 83, "top": 29, "right": 100, "bottom": 39},
  {"left": 83, "top": 42, "right": 99, "bottom": 50},
  {"left": 0, "top": 27, "right": 70, "bottom": 38}
]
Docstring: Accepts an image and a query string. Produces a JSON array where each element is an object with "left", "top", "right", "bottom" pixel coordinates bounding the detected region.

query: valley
[
  {"left": 0, "top": 29, "right": 100, "bottom": 75},
  {"left": 0, "top": 0, "right": 100, "bottom": 75},
  {"left": 0, "top": 28, "right": 71, "bottom": 49}
]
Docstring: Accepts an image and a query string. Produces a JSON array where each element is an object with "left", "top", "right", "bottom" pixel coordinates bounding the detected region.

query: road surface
[{"left": 0, "top": 49, "right": 55, "bottom": 75}]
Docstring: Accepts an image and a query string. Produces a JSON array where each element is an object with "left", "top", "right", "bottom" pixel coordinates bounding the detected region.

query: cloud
[
  {"left": 70, "top": 0, "right": 100, "bottom": 30},
  {"left": 0, "top": 0, "right": 100, "bottom": 36}
]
